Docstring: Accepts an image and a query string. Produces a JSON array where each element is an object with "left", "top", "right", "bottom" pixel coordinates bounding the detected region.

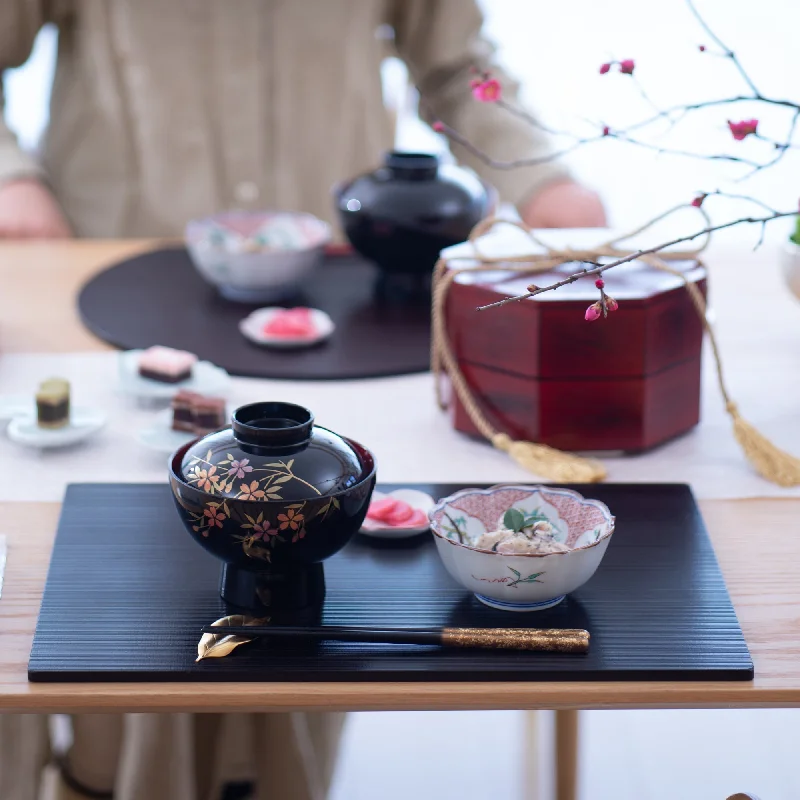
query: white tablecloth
[
  {"left": 1, "top": 340, "right": 799, "bottom": 502},
  {"left": 3, "top": 234, "right": 799, "bottom": 502}
]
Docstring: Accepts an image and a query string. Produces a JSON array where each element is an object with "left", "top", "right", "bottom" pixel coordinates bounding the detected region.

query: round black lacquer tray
[{"left": 77, "top": 247, "right": 432, "bottom": 380}]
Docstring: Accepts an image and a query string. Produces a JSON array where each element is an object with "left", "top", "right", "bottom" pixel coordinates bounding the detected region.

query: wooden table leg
[
  {"left": 522, "top": 711, "right": 541, "bottom": 800},
  {"left": 555, "top": 710, "right": 579, "bottom": 800}
]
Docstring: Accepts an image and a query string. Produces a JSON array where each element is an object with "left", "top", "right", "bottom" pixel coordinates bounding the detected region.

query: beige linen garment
[
  {"left": 0, "top": 0, "right": 568, "bottom": 237},
  {"left": 1, "top": 712, "right": 345, "bottom": 800},
  {"left": 0, "top": 2, "right": 562, "bottom": 798}
]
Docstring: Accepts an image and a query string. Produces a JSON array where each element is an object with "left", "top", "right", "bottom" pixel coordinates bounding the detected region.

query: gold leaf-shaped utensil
[{"left": 196, "top": 615, "right": 270, "bottom": 662}]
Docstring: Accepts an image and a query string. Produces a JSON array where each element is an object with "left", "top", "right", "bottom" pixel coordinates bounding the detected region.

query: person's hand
[
  {"left": 520, "top": 179, "right": 607, "bottom": 229},
  {"left": 0, "top": 178, "right": 73, "bottom": 239}
]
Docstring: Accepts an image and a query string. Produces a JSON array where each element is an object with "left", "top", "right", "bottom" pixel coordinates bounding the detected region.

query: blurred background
[
  {"left": 4, "top": 0, "right": 798, "bottom": 797},
  {"left": 7, "top": 0, "right": 798, "bottom": 241}
]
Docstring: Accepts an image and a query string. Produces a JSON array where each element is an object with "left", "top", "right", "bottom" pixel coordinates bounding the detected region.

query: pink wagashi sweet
[
  {"left": 262, "top": 308, "right": 317, "bottom": 339},
  {"left": 138, "top": 346, "right": 198, "bottom": 384}
]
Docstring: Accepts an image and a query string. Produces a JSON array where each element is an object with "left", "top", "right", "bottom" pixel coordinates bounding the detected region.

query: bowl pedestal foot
[
  {"left": 474, "top": 593, "right": 566, "bottom": 612},
  {"left": 220, "top": 562, "right": 326, "bottom": 612}
]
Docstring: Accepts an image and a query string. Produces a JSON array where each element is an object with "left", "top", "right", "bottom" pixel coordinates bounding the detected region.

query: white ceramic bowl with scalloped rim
[
  {"left": 429, "top": 485, "right": 615, "bottom": 611},
  {"left": 185, "top": 211, "right": 331, "bottom": 303}
]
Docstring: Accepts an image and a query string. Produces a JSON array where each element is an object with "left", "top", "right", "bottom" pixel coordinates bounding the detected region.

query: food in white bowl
[
  {"left": 429, "top": 485, "right": 614, "bottom": 612},
  {"left": 185, "top": 210, "right": 331, "bottom": 303},
  {"left": 474, "top": 517, "right": 569, "bottom": 555}
]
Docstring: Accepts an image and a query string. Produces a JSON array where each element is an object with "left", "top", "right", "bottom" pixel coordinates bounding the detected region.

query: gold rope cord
[{"left": 431, "top": 216, "right": 800, "bottom": 487}]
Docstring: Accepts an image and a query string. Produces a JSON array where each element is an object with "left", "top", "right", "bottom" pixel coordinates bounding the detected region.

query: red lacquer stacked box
[{"left": 442, "top": 258, "right": 707, "bottom": 452}]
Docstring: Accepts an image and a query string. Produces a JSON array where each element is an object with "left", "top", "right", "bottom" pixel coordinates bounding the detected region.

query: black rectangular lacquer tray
[{"left": 28, "top": 483, "right": 753, "bottom": 682}]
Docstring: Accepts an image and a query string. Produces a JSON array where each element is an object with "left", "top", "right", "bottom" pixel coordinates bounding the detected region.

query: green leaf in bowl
[{"left": 503, "top": 508, "right": 526, "bottom": 533}]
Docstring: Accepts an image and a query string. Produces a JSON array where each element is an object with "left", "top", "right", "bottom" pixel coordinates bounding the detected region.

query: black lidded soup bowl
[
  {"left": 169, "top": 401, "right": 376, "bottom": 611},
  {"left": 334, "top": 151, "right": 495, "bottom": 277}
]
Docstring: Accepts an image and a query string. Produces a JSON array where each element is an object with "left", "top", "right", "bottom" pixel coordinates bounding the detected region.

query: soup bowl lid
[{"left": 178, "top": 402, "right": 371, "bottom": 502}]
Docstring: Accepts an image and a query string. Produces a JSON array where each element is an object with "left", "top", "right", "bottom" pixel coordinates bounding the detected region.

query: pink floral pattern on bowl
[{"left": 430, "top": 485, "right": 614, "bottom": 553}]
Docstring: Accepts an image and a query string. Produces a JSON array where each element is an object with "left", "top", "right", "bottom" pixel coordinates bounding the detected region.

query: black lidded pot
[
  {"left": 169, "top": 402, "right": 376, "bottom": 613},
  {"left": 334, "top": 151, "right": 494, "bottom": 278}
]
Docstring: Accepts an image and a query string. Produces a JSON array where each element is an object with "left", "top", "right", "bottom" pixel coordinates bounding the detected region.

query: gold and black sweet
[{"left": 36, "top": 378, "right": 70, "bottom": 429}]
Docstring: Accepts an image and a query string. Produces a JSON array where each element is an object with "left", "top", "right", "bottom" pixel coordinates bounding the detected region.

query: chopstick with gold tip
[{"left": 198, "top": 624, "right": 590, "bottom": 653}]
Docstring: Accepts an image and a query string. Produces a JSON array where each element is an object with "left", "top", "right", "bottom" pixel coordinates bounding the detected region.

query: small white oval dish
[
  {"left": 239, "top": 307, "right": 335, "bottom": 349},
  {"left": 136, "top": 407, "right": 232, "bottom": 454},
  {"left": 7, "top": 408, "right": 107, "bottom": 449},
  {"left": 118, "top": 350, "right": 230, "bottom": 401}
]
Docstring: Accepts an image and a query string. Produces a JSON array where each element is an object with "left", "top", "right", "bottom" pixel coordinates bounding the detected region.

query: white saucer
[
  {"left": 136, "top": 407, "right": 231, "bottom": 454},
  {"left": 118, "top": 350, "right": 230, "bottom": 401},
  {"left": 7, "top": 408, "right": 107, "bottom": 449},
  {"left": 359, "top": 489, "right": 435, "bottom": 539},
  {"left": 239, "top": 307, "right": 334, "bottom": 349},
  {"left": 0, "top": 395, "right": 35, "bottom": 421}
]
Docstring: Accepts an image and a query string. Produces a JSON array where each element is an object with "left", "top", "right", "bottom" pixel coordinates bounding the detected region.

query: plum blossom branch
[
  {"left": 436, "top": 112, "right": 767, "bottom": 171},
  {"left": 429, "top": 0, "right": 800, "bottom": 322},
  {"left": 432, "top": 1, "right": 800, "bottom": 179},
  {"left": 475, "top": 205, "right": 798, "bottom": 312}
]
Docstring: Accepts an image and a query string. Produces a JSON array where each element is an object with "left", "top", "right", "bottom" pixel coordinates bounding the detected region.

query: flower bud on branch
[
  {"left": 585, "top": 303, "right": 602, "bottom": 322},
  {"left": 728, "top": 119, "right": 759, "bottom": 140},
  {"left": 472, "top": 78, "right": 502, "bottom": 103}
]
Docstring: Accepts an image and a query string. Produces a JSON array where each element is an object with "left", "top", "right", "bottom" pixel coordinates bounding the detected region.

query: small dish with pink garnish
[
  {"left": 359, "top": 489, "right": 435, "bottom": 539},
  {"left": 239, "top": 307, "right": 335, "bottom": 349}
]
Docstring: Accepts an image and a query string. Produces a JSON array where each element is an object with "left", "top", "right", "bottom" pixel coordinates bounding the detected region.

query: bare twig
[
  {"left": 753, "top": 220, "right": 769, "bottom": 250},
  {"left": 630, "top": 75, "right": 671, "bottom": 120},
  {"left": 434, "top": 120, "right": 601, "bottom": 169},
  {"left": 701, "top": 190, "right": 781, "bottom": 215},
  {"left": 611, "top": 132, "right": 763, "bottom": 167},
  {"left": 438, "top": 119, "right": 766, "bottom": 171},
  {"left": 496, "top": 98, "right": 571, "bottom": 138},
  {"left": 686, "top": 0, "right": 762, "bottom": 97},
  {"left": 738, "top": 109, "right": 800, "bottom": 179},
  {"left": 475, "top": 208, "right": 797, "bottom": 311}
]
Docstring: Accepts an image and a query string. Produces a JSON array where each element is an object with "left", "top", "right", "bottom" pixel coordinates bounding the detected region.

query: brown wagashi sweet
[{"left": 171, "top": 390, "right": 226, "bottom": 435}]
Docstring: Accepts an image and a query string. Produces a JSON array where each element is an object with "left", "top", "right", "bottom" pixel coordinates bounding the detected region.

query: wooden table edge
[{"left": 2, "top": 683, "right": 799, "bottom": 714}]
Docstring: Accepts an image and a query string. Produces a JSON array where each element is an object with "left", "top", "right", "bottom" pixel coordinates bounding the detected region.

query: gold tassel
[
  {"left": 491, "top": 434, "right": 607, "bottom": 483},
  {"left": 646, "top": 254, "right": 800, "bottom": 488},
  {"left": 726, "top": 403, "right": 800, "bottom": 487}
]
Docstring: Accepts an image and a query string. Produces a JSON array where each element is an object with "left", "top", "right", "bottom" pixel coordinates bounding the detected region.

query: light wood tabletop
[
  {"left": 0, "top": 240, "right": 159, "bottom": 354},
  {"left": 0, "top": 240, "right": 799, "bottom": 713}
]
